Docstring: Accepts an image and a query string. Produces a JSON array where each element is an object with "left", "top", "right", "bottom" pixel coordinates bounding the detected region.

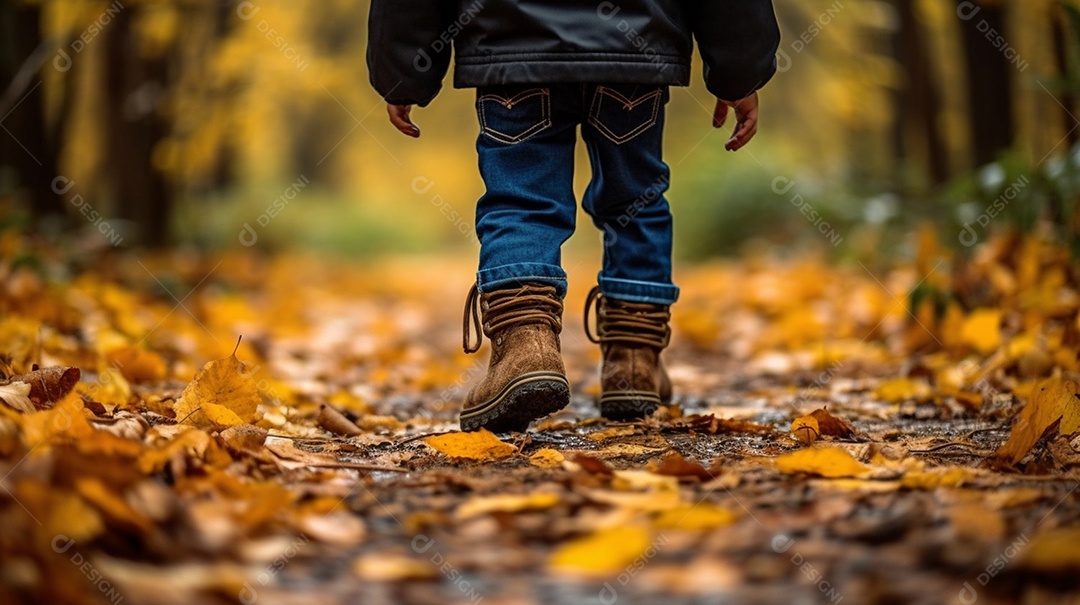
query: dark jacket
[{"left": 367, "top": 0, "right": 780, "bottom": 107}]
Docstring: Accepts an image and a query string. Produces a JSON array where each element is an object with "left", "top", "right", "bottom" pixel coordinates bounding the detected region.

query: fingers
[
  {"left": 723, "top": 93, "right": 759, "bottom": 152},
  {"left": 712, "top": 100, "right": 729, "bottom": 129},
  {"left": 387, "top": 104, "right": 420, "bottom": 138}
]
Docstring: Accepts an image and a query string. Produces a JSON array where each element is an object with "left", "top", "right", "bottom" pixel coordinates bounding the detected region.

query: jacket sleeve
[
  {"left": 686, "top": 1, "right": 780, "bottom": 101},
  {"left": 367, "top": 0, "right": 456, "bottom": 107}
]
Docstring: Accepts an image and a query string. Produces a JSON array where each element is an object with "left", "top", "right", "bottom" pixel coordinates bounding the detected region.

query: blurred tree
[
  {"left": 102, "top": 7, "right": 172, "bottom": 246},
  {"left": 892, "top": 0, "right": 950, "bottom": 185},
  {"left": 0, "top": 1, "right": 65, "bottom": 223},
  {"left": 957, "top": 0, "right": 1016, "bottom": 168}
]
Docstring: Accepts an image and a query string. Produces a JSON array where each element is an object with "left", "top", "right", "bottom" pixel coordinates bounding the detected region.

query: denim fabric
[{"left": 474, "top": 83, "right": 679, "bottom": 306}]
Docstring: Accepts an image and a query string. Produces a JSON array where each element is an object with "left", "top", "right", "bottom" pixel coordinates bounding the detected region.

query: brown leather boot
[
  {"left": 460, "top": 282, "right": 570, "bottom": 432},
  {"left": 585, "top": 286, "right": 672, "bottom": 420}
]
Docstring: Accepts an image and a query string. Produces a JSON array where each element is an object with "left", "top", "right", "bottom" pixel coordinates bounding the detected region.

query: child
[{"left": 368, "top": 1, "right": 780, "bottom": 432}]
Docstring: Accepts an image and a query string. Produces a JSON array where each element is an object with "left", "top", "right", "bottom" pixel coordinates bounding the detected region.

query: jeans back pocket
[
  {"left": 588, "top": 85, "right": 664, "bottom": 145},
  {"left": 477, "top": 87, "right": 552, "bottom": 145}
]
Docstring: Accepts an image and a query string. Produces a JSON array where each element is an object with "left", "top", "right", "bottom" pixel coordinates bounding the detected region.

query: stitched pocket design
[
  {"left": 588, "top": 85, "right": 663, "bottom": 145},
  {"left": 477, "top": 88, "right": 552, "bottom": 145}
]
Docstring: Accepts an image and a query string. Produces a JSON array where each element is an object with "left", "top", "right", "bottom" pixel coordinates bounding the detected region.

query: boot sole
[
  {"left": 599, "top": 391, "right": 662, "bottom": 420},
  {"left": 460, "top": 371, "right": 570, "bottom": 433}
]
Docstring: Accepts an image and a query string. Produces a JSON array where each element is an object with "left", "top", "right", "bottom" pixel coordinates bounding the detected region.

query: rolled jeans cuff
[
  {"left": 477, "top": 263, "right": 568, "bottom": 298},
  {"left": 598, "top": 276, "right": 679, "bottom": 305}
]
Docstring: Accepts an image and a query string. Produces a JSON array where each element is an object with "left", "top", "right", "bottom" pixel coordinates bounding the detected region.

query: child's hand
[
  {"left": 387, "top": 104, "right": 421, "bottom": 138},
  {"left": 713, "top": 93, "right": 759, "bottom": 151}
]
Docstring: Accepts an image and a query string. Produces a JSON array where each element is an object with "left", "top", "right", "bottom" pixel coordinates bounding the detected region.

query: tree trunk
[
  {"left": 0, "top": 2, "right": 65, "bottom": 223},
  {"left": 103, "top": 9, "right": 173, "bottom": 246},
  {"left": 892, "top": 0, "right": 951, "bottom": 187},
  {"left": 957, "top": 0, "right": 1016, "bottom": 168}
]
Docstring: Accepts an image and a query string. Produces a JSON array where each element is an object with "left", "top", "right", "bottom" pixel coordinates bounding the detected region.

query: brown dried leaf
[
  {"left": 318, "top": 403, "right": 363, "bottom": 436},
  {"left": 648, "top": 451, "right": 713, "bottom": 481},
  {"left": 3, "top": 366, "right": 81, "bottom": 411},
  {"left": 791, "top": 407, "right": 855, "bottom": 444}
]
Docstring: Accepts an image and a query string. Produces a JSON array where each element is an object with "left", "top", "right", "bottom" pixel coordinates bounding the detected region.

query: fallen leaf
[
  {"left": 298, "top": 512, "right": 364, "bottom": 546},
  {"left": 0, "top": 381, "right": 33, "bottom": 413},
  {"left": 901, "top": 466, "right": 976, "bottom": 489},
  {"left": 996, "top": 377, "right": 1078, "bottom": 465},
  {"left": 677, "top": 414, "right": 775, "bottom": 435},
  {"left": 612, "top": 470, "right": 679, "bottom": 492},
  {"left": 566, "top": 453, "right": 613, "bottom": 475},
  {"left": 791, "top": 407, "right": 855, "bottom": 444},
  {"left": 173, "top": 353, "right": 261, "bottom": 430},
  {"left": 873, "top": 378, "right": 933, "bottom": 403},
  {"left": 1019, "top": 525, "right": 1080, "bottom": 572},
  {"left": 3, "top": 366, "right": 81, "bottom": 411},
  {"left": 584, "top": 488, "right": 682, "bottom": 512},
  {"left": 318, "top": 403, "right": 363, "bottom": 436},
  {"left": 1062, "top": 392, "right": 1080, "bottom": 436},
  {"left": 353, "top": 555, "right": 437, "bottom": 581},
  {"left": 775, "top": 446, "right": 870, "bottom": 478},
  {"left": 356, "top": 414, "right": 405, "bottom": 432},
  {"left": 264, "top": 438, "right": 340, "bottom": 468},
  {"left": 529, "top": 448, "right": 565, "bottom": 468},
  {"left": 653, "top": 503, "right": 736, "bottom": 530},
  {"left": 138, "top": 426, "right": 214, "bottom": 474},
  {"left": 958, "top": 308, "right": 1002, "bottom": 354},
  {"left": 455, "top": 492, "right": 561, "bottom": 519},
  {"left": 423, "top": 429, "right": 515, "bottom": 461},
  {"left": 105, "top": 346, "right": 167, "bottom": 383},
  {"left": 588, "top": 426, "right": 637, "bottom": 442},
  {"left": 218, "top": 424, "right": 268, "bottom": 455},
  {"left": 648, "top": 451, "right": 713, "bottom": 481},
  {"left": 549, "top": 525, "right": 654, "bottom": 576},
  {"left": 790, "top": 414, "right": 820, "bottom": 445}
]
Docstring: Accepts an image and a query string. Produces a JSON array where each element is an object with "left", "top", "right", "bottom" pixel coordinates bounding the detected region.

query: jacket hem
[{"left": 454, "top": 57, "right": 690, "bottom": 89}]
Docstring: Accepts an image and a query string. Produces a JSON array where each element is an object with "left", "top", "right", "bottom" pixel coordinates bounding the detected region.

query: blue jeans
[{"left": 474, "top": 83, "right": 679, "bottom": 306}]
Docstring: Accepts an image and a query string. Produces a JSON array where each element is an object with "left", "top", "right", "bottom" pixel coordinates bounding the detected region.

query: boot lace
[
  {"left": 463, "top": 283, "right": 563, "bottom": 354},
  {"left": 584, "top": 286, "right": 670, "bottom": 348}
]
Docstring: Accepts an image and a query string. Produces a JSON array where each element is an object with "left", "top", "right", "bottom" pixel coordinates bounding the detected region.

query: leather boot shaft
[
  {"left": 585, "top": 286, "right": 672, "bottom": 419},
  {"left": 460, "top": 283, "right": 569, "bottom": 432}
]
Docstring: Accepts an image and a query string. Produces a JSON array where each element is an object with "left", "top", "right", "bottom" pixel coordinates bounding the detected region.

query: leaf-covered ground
[{"left": 2, "top": 232, "right": 1080, "bottom": 605}]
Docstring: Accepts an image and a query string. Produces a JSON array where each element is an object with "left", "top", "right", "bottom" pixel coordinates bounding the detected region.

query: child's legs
[
  {"left": 474, "top": 84, "right": 578, "bottom": 296},
  {"left": 581, "top": 84, "right": 679, "bottom": 305}
]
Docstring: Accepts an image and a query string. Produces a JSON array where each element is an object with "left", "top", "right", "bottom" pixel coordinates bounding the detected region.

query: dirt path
[{"left": 1, "top": 247, "right": 1079, "bottom": 605}]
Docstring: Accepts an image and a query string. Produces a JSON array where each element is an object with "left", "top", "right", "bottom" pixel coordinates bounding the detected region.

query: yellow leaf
[
  {"left": 775, "top": 446, "right": 870, "bottom": 478},
  {"left": 549, "top": 525, "right": 654, "bottom": 576},
  {"left": 45, "top": 490, "right": 104, "bottom": 544},
  {"left": 423, "top": 429, "right": 515, "bottom": 461},
  {"left": 901, "top": 467, "right": 976, "bottom": 490},
  {"left": 588, "top": 426, "right": 637, "bottom": 442},
  {"left": 1061, "top": 390, "right": 1080, "bottom": 436},
  {"left": 653, "top": 504, "right": 736, "bottom": 530},
  {"left": 105, "top": 346, "right": 168, "bottom": 383},
  {"left": 958, "top": 308, "right": 1002, "bottom": 355},
  {"left": 873, "top": 378, "right": 933, "bottom": 403},
  {"left": 996, "top": 378, "right": 1078, "bottom": 464},
  {"left": 173, "top": 353, "right": 261, "bottom": 430},
  {"left": 18, "top": 392, "right": 94, "bottom": 449},
  {"left": 455, "top": 492, "right": 560, "bottom": 519},
  {"left": 138, "top": 426, "right": 213, "bottom": 474},
  {"left": 1019, "top": 526, "right": 1080, "bottom": 572},
  {"left": 75, "top": 366, "right": 131, "bottom": 407},
  {"left": 529, "top": 448, "right": 565, "bottom": 468},
  {"left": 791, "top": 415, "right": 820, "bottom": 444}
]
